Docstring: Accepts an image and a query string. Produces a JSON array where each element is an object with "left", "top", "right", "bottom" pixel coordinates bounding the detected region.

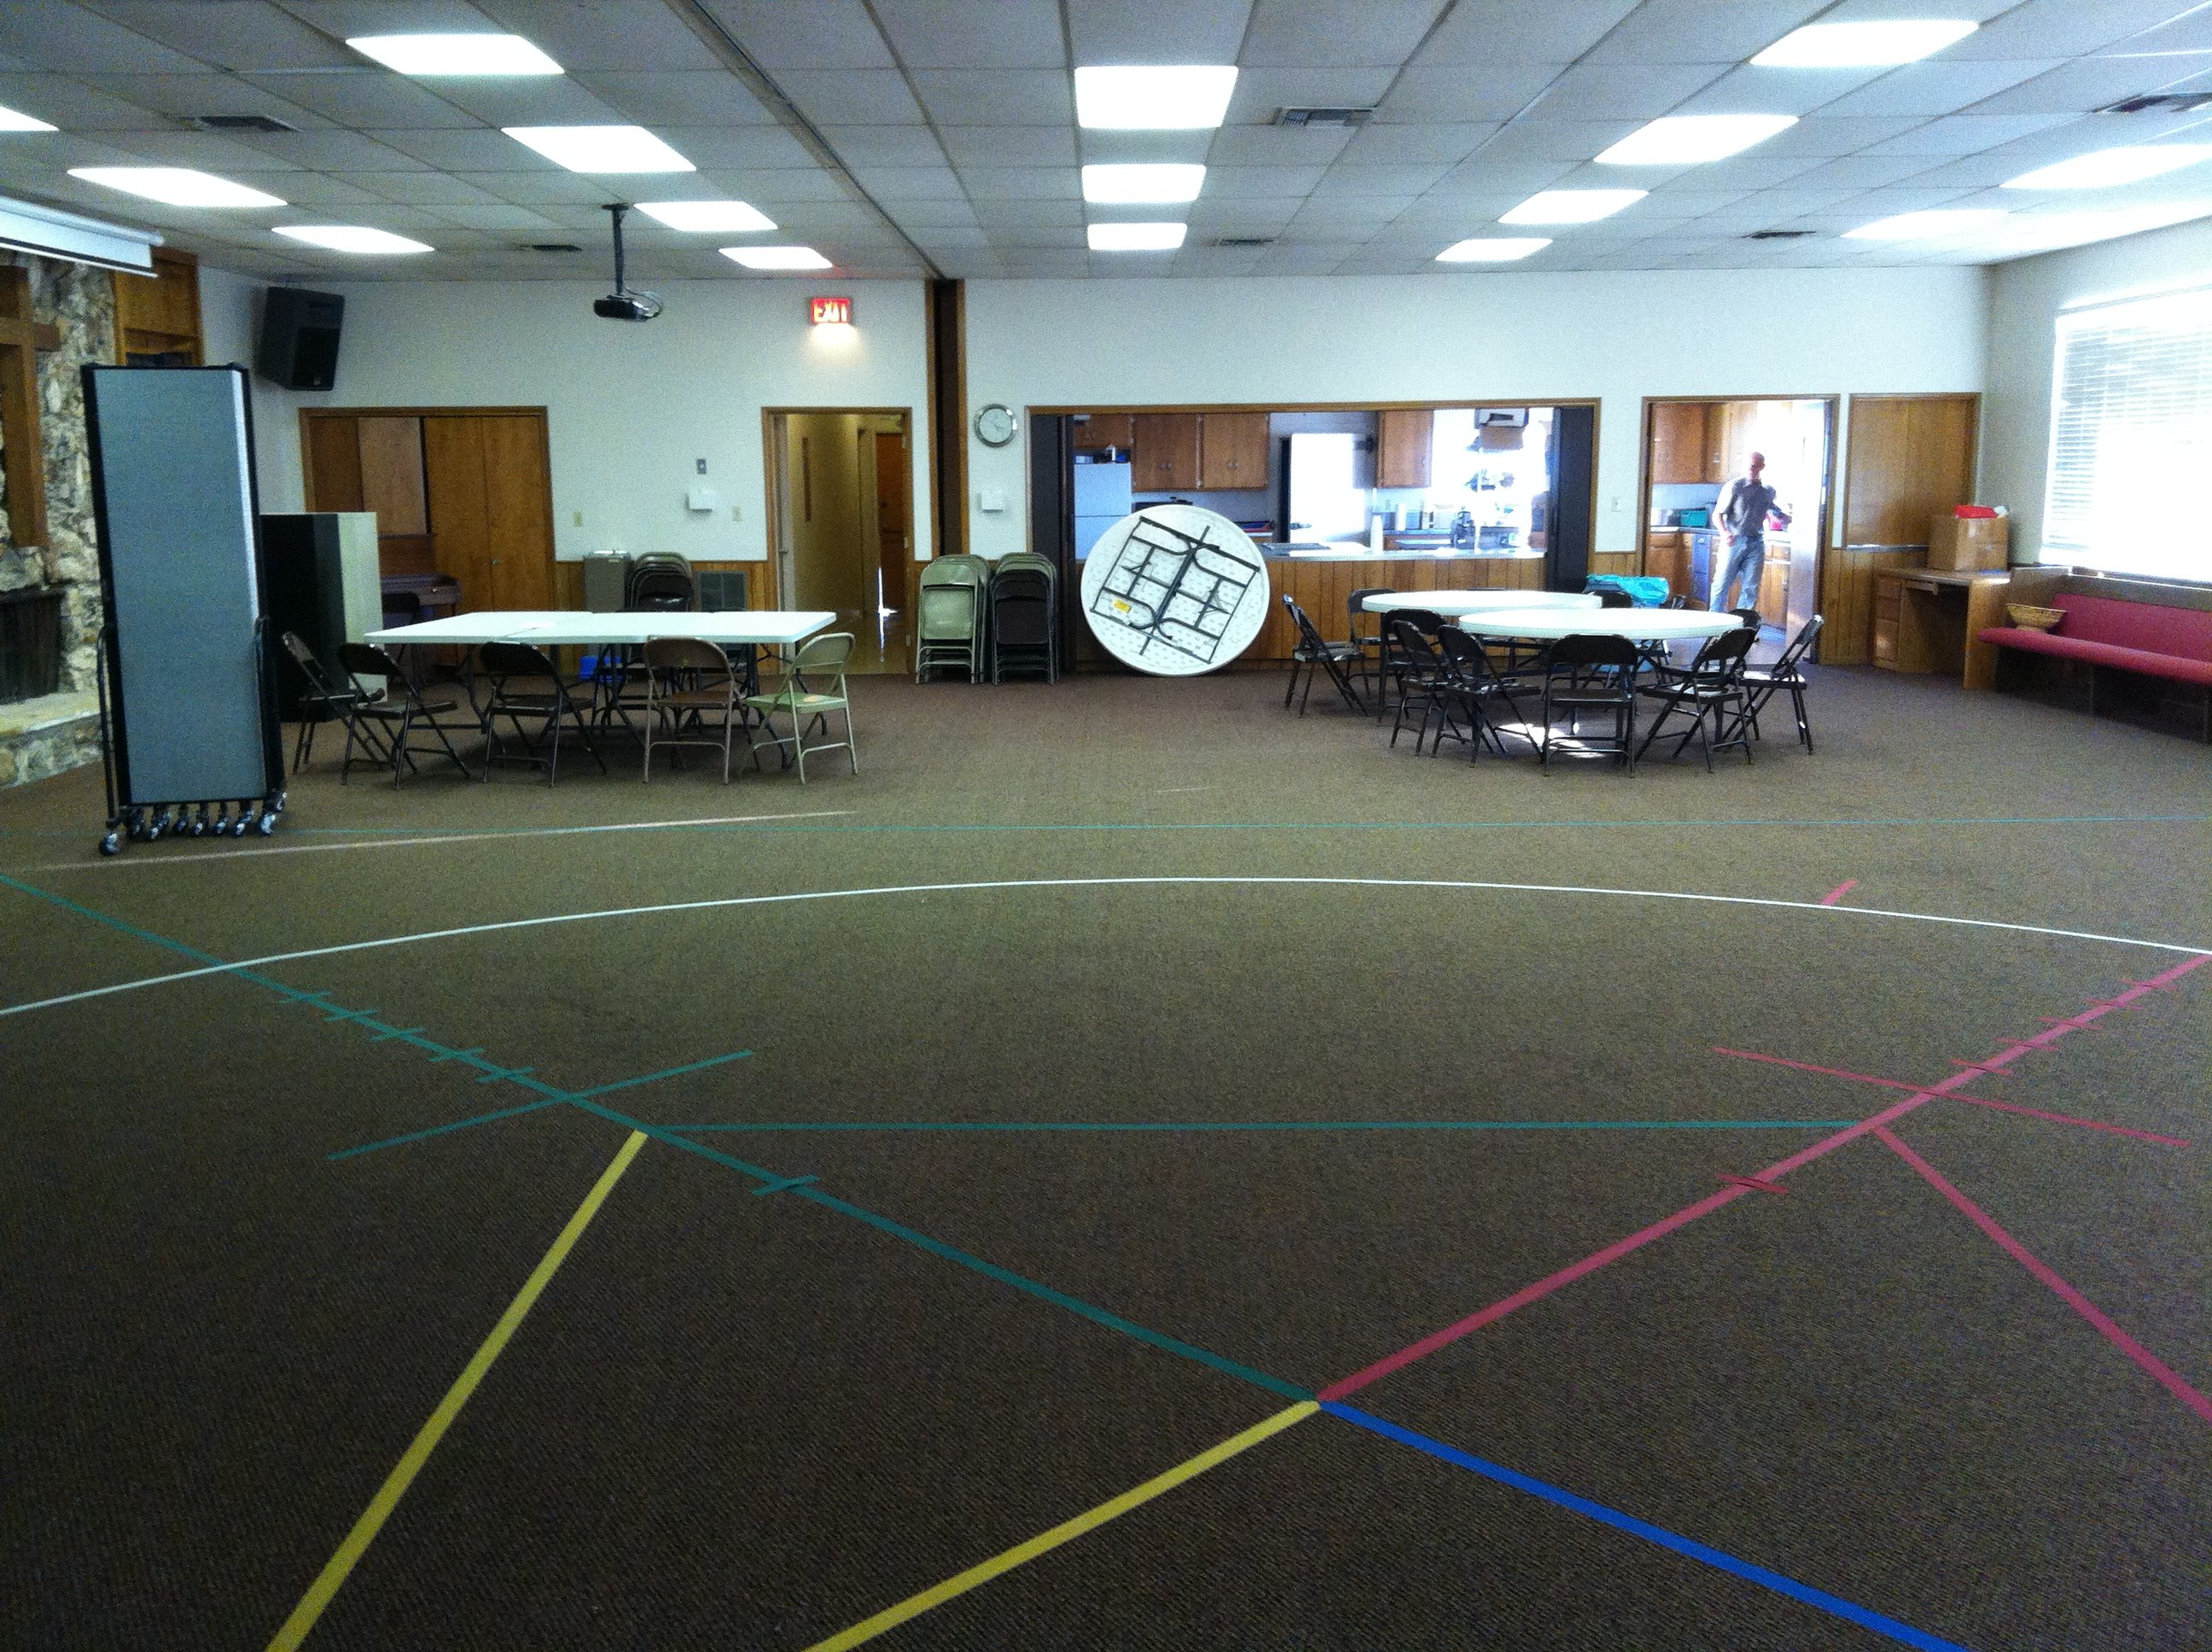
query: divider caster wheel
[
  {"left": 188, "top": 808, "right": 207, "bottom": 837},
  {"left": 233, "top": 807, "right": 255, "bottom": 837},
  {"left": 256, "top": 808, "right": 277, "bottom": 836},
  {"left": 146, "top": 811, "right": 166, "bottom": 841},
  {"left": 212, "top": 807, "right": 230, "bottom": 836},
  {"left": 99, "top": 829, "right": 122, "bottom": 857},
  {"left": 125, "top": 809, "right": 148, "bottom": 841}
]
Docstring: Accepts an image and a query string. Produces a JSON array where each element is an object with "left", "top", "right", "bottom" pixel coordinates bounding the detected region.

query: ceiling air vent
[
  {"left": 2098, "top": 93, "right": 2212, "bottom": 114},
  {"left": 1214, "top": 236, "right": 1275, "bottom": 247},
  {"left": 186, "top": 113, "right": 297, "bottom": 133},
  {"left": 1744, "top": 229, "right": 1817, "bottom": 240},
  {"left": 1274, "top": 107, "right": 1375, "bottom": 128},
  {"left": 523, "top": 242, "right": 583, "bottom": 253}
]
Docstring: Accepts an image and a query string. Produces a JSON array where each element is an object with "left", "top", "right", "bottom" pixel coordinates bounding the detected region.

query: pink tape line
[
  {"left": 1947, "top": 1092, "right": 2189, "bottom": 1148},
  {"left": 1320, "top": 956, "right": 2207, "bottom": 1404},
  {"left": 1872, "top": 1126, "right": 2212, "bottom": 1426},
  {"left": 1819, "top": 880, "right": 1858, "bottom": 905}
]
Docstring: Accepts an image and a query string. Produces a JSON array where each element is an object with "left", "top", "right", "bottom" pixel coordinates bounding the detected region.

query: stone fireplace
[{"left": 0, "top": 250, "right": 115, "bottom": 786}]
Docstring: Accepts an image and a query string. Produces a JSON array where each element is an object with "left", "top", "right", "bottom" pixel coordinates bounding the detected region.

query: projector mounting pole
[{"left": 604, "top": 202, "right": 632, "bottom": 293}]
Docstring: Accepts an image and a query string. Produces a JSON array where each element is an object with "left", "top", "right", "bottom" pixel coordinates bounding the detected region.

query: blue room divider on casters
[{"left": 84, "top": 363, "right": 284, "bottom": 855}]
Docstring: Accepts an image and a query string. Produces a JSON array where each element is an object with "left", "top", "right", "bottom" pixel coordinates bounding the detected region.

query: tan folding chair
[{"left": 641, "top": 637, "right": 744, "bottom": 783}]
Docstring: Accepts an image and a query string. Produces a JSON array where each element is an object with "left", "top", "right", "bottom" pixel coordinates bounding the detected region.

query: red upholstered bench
[{"left": 1979, "top": 591, "right": 2212, "bottom": 738}]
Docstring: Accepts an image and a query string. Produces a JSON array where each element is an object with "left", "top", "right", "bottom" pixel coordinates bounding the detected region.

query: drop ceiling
[{"left": 0, "top": 0, "right": 2206, "bottom": 281}]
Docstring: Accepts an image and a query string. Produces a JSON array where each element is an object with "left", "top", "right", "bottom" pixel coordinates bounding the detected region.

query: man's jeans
[{"left": 1714, "top": 533, "right": 1765, "bottom": 614}]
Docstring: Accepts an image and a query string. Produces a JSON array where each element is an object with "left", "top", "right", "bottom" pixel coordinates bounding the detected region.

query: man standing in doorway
[{"left": 1713, "top": 451, "right": 1790, "bottom": 614}]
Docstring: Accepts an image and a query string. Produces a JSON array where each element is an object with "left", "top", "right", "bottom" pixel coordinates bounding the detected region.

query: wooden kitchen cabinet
[
  {"left": 1644, "top": 527, "right": 1685, "bottom": 596},
  {"left": 1649, "top": 402, "right": 1709, "bottom": 484},
  {"left": 1073, "top": 411, "right": 1132, "bottom": 451},
  {"left": 1196, "top": 412, "right": 1269, "bottom": 489},
  {"left": 1376, "top": 409, "right": 1432, "bottom": 487},
  {"left": 1131, "top": 411, "right": 1201, "bottom": 491}
]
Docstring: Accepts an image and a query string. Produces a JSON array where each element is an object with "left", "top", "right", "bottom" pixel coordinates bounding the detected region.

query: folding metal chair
[
  {"left": 477, "top": 640, "right": 608, "bottom": 785},
  {"left": 1540, "top": 635, "right": 1643, "bottom": 774},
  {"left": 1743, "top": 613, "right": 1823, "bottom": 753},
  {"left": 1385, "top": 615, "right": 1452, "bottom": 751},
  {"left": 748, "top": 631, "right": 858, "bottom": 782},
  {"left": 641, "top": 637, "right": 744, "bottom": 783},
  {"left": 278, "top": 630, "right": 363, "bottom": 774},
  {"left": 333, "top": 642, "right": 474, "bottom": 787},
  {"left": 1433, "top": 624, "right": 1538, "bottom": 760},
  {"left": 1283, "top": 596, "right": 1365, "bottom": 715},
  {"left": 1636, "top": 625, "right": 1756, "bottom": 770}
]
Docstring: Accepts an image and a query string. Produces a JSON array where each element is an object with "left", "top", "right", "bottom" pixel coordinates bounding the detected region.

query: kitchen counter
[
  {"left": 1249, "top": 550, "right": 1546, "bottom": 661},
  {"left": 1268, "top": 544, "right": 1542, "bottom": 561}
]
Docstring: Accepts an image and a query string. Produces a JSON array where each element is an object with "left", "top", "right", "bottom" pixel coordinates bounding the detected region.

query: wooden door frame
[
  {"left": 1635, "top": 393, "right": 1840, "bottom": 620},
  {"left": 1833, "top": 391, "right": 1983, "bottom": 553},
  {"left": 760, "top": 406, "right": 914, "bottom": 616}
]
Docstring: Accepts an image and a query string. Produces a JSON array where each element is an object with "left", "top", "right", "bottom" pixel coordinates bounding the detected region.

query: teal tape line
[
  {"left": 329, "top": 1098, "right": 568, "bottom": 1160},
  {"left": 749, "top": 1174, "right": 820, "bottom": 1197},
  {"left": 670, "top": 1119, "right": 1862, "bottom": 1135},
  {"left": 571, "top": 1050, "right": 753, "bottom": 1097}
]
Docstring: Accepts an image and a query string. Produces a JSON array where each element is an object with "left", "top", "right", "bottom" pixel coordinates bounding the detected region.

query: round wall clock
[{"left": 973, "top": 402, "right": 1018, "bottom": 446}]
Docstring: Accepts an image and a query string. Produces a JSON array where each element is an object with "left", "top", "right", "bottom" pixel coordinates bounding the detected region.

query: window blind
[{"left": 2045, "top": 288, "right": 2212, "bottom": 581}]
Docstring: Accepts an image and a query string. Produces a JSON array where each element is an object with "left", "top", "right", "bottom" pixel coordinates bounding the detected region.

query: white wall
[
  {"left": 196, "top": 273, "right": 932, "bottom": 563},
  {"left": 1983, "top": 217, "right": 2212, "bottom": 562},
  {"left": 962, "top": 268, "right": 1988, "bottom": 558}
]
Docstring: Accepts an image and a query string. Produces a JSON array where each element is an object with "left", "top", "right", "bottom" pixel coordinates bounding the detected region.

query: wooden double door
[{"left": 301, "top": 408, "right": 555, "bottom": 611}]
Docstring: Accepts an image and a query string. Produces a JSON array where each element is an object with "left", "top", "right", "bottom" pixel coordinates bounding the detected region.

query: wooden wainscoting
[
  {"left": 1253, "top": 556, "right": 1545, "bottom": 661},
  {"left": 1589, "top": 550, "right": 1642, "bottom": 579}
]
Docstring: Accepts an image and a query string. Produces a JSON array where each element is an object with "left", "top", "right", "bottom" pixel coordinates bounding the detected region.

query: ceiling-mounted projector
[{"left": 594, "top": 203, "right": 661, "bottom": 323}]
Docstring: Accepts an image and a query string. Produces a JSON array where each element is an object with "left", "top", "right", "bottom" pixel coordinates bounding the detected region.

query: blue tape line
[
  {"left": 667, "top": 1119, "right": 1861, "bottom": 1135},
  {"left": 329, "top": 1098, "right": 568, "bottom": 1160},
  {"left": 571, "top": 1050, "right": 753, "bottom": 1097},
  {"left": 427, "top": 1046, "right": 487, "bottom": 1065},
  {"left": 749, "top": 1174, "right": 820, "bottom": 1197},
  {"left": 473, "top": 1064, "right": 535, "bottom": 1085},
  {"left": 1320, "top": 1405, "right": 1970, "bottom": 1652}
]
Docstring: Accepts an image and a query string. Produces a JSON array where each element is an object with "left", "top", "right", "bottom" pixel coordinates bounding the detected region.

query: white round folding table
[
  {"left": 1363, "top": 590, "right": 1599, "bottom": 619},
  {"left": 1458, "top": 608, "right": 1744, "bottom": 643}
]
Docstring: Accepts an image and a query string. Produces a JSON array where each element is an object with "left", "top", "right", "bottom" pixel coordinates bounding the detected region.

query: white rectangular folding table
[{"left": 364, "top": 610, "right": 836, "bottom": 649}]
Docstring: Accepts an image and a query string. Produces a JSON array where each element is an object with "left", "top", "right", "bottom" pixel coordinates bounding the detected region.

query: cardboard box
[{"left": 1928, "top": 512, "right": 2009, "bottom": 571}]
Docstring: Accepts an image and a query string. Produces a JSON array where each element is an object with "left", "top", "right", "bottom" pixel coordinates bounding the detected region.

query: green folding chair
[{"left": 745, "top": 631, "right": 858, "bottom": 782}]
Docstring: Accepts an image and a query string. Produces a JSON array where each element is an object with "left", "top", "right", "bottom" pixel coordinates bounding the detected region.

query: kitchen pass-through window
[{"left": 2045, "top": 285, "right": 2212, "bottom": 582}]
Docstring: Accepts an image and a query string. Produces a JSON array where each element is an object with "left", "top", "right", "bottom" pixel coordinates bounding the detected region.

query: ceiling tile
[
  {"left": 953, "top": 166, "right": 1077, "bottom": 201},
  {"left": 335, "top": 169, "right": 499, "bottom": 204},
  {"left": 0, "top": 73, "right": 177, "bottom": 131},
  {"left": 256, "top": 172, "right": 391, "bottom": 206},
  {"left": 0, "top": 4, "right": 205, "bottom": 73},
  {"left": 1526, "top": 61, "right": 1729, "bottom": 120},
  {"left": 992, "top": 224, "right": 1086, "bottom": 248},
  {"left": 469, "top": 0, "right": 727, "bottom": 73},
  {"left": 1207, "top": 125, "right": 1355, "bottom": 166},
  {"left": 1186, "top": 197, "right": 1301, "bottom": 229},
  {"left": 696, "top": 0, "right": 895, "bottom": 70},
  {"left": 238, "top": 130, "right": 431, "bottom": 171},
  {"left": 69, "top": 72, "right": 321, "bottom": 124},
  {"left": 1675, "top": 64, "right": 1885, "bottom": 119},
  {"left": 1412, "top": 0, "right": 1640, "bottom": 65},
  {"left": 702, "top": 168, "right": 853, "bottom": 201},
  {"left": 1778, "top": 154, "right": 1944, "bottom": 190},
  {"left": 1968, "top": 55, "right": 2212, "bottom": 116},
  {"left": 908, "top": 70, "right": 1072, "bottom": 126},
  {"left": 1202, "top": 165, "right": 1328, "bottom": 197},
  {"left": 371, "top": 128, "right": 549, "bottom": 170},
  {"left": 1865, "top": 113, "right": 2081, "bottom": 156},
  {"left": 870, "top": 0, "right": 1063, "bottom": 69},
  {"left": 819, "top": 125, "right": 957, "bottom": 166},
  {"left": 419, "top": 202, "right": 563, "bottom": 230},
  {"left": 239, "top": 72, "right": 482, "bottom": 129},
  {"left": 453, "top": 169, "right": 627, "bottom": 204},
  {"left": 1239, "top": 0, "right": 1449, "bottom": 68},
  {"left": 867, "top": 199, "right": 978, "bottom": 228},
  {"left": 1422, "top": 157, "right": 1582, "bottom": 195},
  {"left": 1946, "top": 0, "right": 2203, "bottom": 61},
  {"left": 1817, "top": 60, "right": 2065, "bottom": 119},
  {"left": 848, "top": 165, "right": 966, "bottom": 201},
  {"left": 1586, "top": 0, "right": 1831, "bottom": 65},
  {"left": 970, "top": 199, "right": 1081, "bottom": 226},
  {"left": 97, "top": 127, "right": 307, "bottom": 170},
  {"left": 1065, "top": 0, "right": 1253, "bottom": 66},
  {"left": 655, "top": 125, "right": 815, "bottom": 167},
  {"left": 1287, "top": 194, "right": 1415, "bottom": 224},
  {"left": 403, "top": 76, "right": 629, "bottom": 127},
  {"left": 1378, "top": 65, "right": 1563, "bottom": 123},
  {"left": 765, "top": 200, "right": 891, "bottom": 228},
  {"left": 935, "top": 126, "right": 1074, "bottom": 167},
  {"left": 774, "top": 70, "right": 925, "bottom": 125},
  {"left": 1751, "top": 116, "right": 1929, "bottom": 157},
  {"left": 1076, "top": 130, "right": 1214, "bottom": 166},
  {"left": 1454, "top": 120, "right": 1638, "bottom": 164},
  {"left": 1335, "top": 123, "right": 1500, "bottom": 165},
  {"left": 1310, "top": 162, "right": 1450, "bottom": 196},
  {"left": 573, "top": 72, "right": 775, "bottom": 127},
  {"left": 93, "top": 3, "right": 364, "bottom": 71}
]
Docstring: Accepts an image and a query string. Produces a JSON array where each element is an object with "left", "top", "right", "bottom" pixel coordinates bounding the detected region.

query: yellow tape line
[
  {"left": 804, "top": 1400, "right": 1318, "bottom": 1652},
  {"left": 265, "top": 1131, "right": 649, "bottom": 1651}
]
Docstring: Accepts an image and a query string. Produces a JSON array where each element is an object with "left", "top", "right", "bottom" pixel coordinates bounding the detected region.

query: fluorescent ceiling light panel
[
  {"left": 1597, "top": 114, "right": 1797, "bottom": 166},
  {"left": 1080, "top": 163, "right": 1205, "bottom": 204},
  {"left": 1842, "top": 207, "right": 2007, "bottom": 240},
  {"left": 503, "top": 125, "right": 693, "bottom": 173},
  {"left": 635, "top": 200, "right": 776, "bottom": 232},
  {"left": 346, "top": 33, "right": 562, "bottom": 75},
  {"left": 1499, "top": 189, "right": 1645, "bottom": 224},
  {"left": 2003, "top": 146, "right": 2212, "bottom": 190},
  {"left": 1752, "top": 20, "right": 1978, "bottom": 68},
  {"left": 0, "top": 103, "right": 56, "bottom": 132},
  {"left": 1074, "top": 66, "right": 1237, "bottom": 130},
  {"left": 1087, "top": 221, "right": 1187, "bottom": 251},
  {"left": 68, "top": 167, "right": 286, "bottom": 207},
  {"left": 720, "top": 245, "right": 830, "bottom": 270},
  {"left": 275, "top": 224, "right": 433, "bottom": 254},
  {"left": 1436, "top": 237, "right": 1550, "bottom": 263}
]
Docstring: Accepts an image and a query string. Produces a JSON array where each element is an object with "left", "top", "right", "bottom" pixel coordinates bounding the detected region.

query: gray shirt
[{"left": 1716, "top": 474, "right": 1780, "bottom": 543}]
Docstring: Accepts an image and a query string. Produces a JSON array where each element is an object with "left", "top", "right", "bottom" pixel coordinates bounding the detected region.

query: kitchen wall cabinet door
[
  {"left": 1074, "top": 412, "right": 1132, "bottom": 451},
  {"left": 1131, "top": 411, "right": 1200, "bottom": 492},
  {"left": 1376, "top": 409, "right": 1432, "bottom": 487},
  {"left": 1649, "top": 402, "right": 1709, "bottom": 484},
  {"left": 1196, "top": 412, "right": 1268, "bottom": 489}
]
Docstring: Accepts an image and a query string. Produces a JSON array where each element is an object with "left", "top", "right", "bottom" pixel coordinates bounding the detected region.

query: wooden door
[
  {"left": 422, "top": 413, "right": 555, "bottom": 611},
  {"left": 1197, "top": 411, "right": 1270, "bottom": 489},
  {"left": 1822, "top": 393, "right": 1980, "bottom": 663},
  {"left": 1130, "top": 411, "right": 1199, "bottom": 492},
  {"left": 1376, "top": 409, "right": 1432, "bottom": 487},
  {"left": 875, "top": 428, "right": 910, "bottom": 616}
]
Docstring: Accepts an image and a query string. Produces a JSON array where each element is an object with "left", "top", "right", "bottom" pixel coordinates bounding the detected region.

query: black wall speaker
[{"left": 257, "top": 287, "right": 345, "bottom": 390}]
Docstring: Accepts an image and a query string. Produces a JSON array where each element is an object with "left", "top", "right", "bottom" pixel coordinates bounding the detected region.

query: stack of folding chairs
[
  {"left": 914, "top": 555, "right": 990, "bottom": 681},
  {"left": 990, "top": 552, "right": 1057, "bottom": 683},
  {"left": 626, "top": 555, "right": 696, "bottom": 612}
]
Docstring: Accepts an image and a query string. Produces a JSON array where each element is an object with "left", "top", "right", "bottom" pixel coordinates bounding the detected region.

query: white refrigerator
[{"left": 1073, "top": 456, "right": 1132, "bottom": 560}]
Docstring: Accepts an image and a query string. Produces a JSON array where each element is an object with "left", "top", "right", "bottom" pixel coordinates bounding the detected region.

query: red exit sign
[{"left": 809, "top": 295, "right": 852, "bottom": 325}]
